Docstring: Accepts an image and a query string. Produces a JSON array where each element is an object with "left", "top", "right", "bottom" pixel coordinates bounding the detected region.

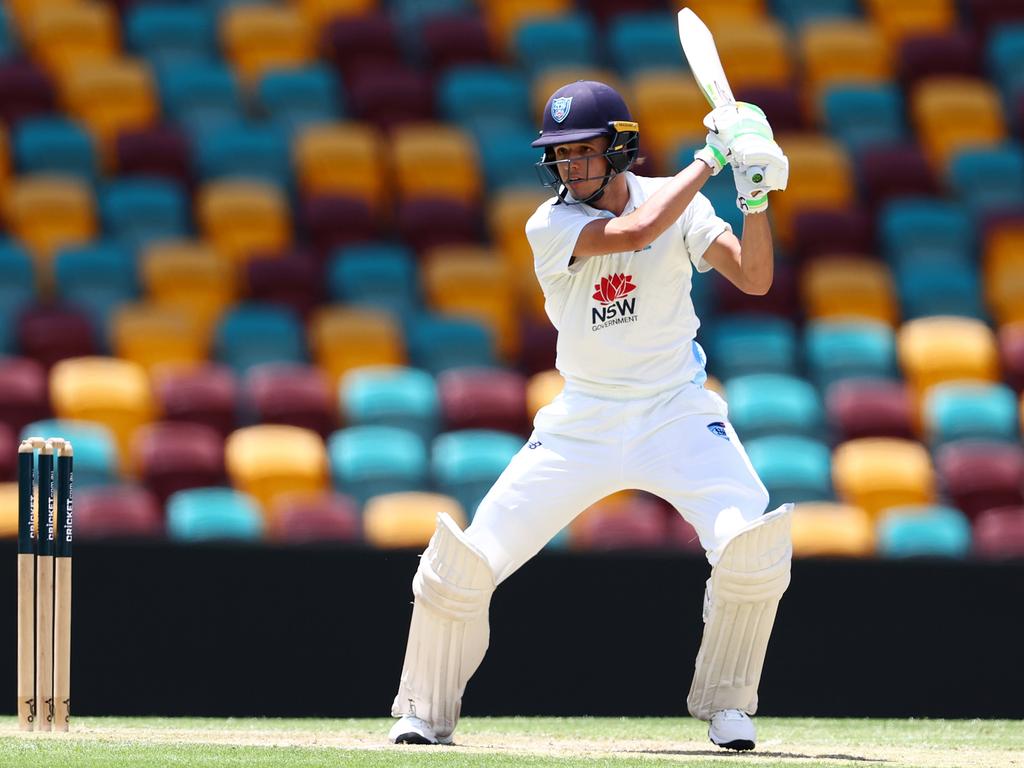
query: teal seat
[
  {"left": 215, "top": 304, "right": 306, "bottom": 375},
  {"left": 100, "top": 178, "right": 188, "bottom": 250},
  {"left": 53, "top": 242, "right": 139, "bottom": 342},
  {"left": 125, "top": 4, "right": 216, "bottom": 67},
  {"left": 327, "top": 425, "right": 429, "bottom": 505},
  {"left": 895, "top": 260, "right": 985, "bottom": 321},
  {"left": 256, "top": 66, "right": 343, "bottom": 135},
  {"left": 340, "top": 366, "right": 439, "bottom": 443},
  {"left": 0, "top": 4, "right": 13, "bottom": 59},
  {"left": 0, "top": 240, "right": 36, "bottom": 315},
  {"left": 14, "top": 117, "right": 97, "bottom": 181},
  {"left": 772, "top": 0, "right": 861, "bottom": 29},
  {"left": 925, "top": 382, "right": 1020, "bottom": 447},
  {"left": 725, "top": 373, "right": 825, "bottom": 440},
  {"left": 437, "top": 66, "right": 531, "bottom": 134},
  {"left": 877, "top": 505, "right": 971, "bottom": 558},
  {"left": 405, "top": 314, "right": 495, "bottom": 375},
  {"left": 674, "top": 141, "right": 744, "bottom": 234},
  {"left": 948, "top": 144, "right": 1024, "bottom": 217},
  {"left": 878, "top": 198, "right": 974, "bottom": 270},
  {"left": 157, "top": 61, "right": 244, "bottom": 137},
  {"left": 804, "top": 320, "right": 897, "bottom": 391},
  {"left": 986, "top": 24, "right": 1024, "bottom": 125},
  {"left": 823, "top": 85, "right": 906, "bottom": 154},
  {"left": 20, "top": 419, "right": 119, "bottom": 487},
  {"left": 432, "top": 429, "right": 521, "bottom": 519},
  {"left": 327, "top": 242, "right": 419, "bottom": 321},
  {"left": 475, "top": 126, "right": 545, "bottom": 190},
  {"left": 514, "top": 14, "right": 598, "bottom": 77},
  {"left": 166, "top": 487, "right": 264, "bottom": 541},
  {"left": 196, "top": 123, "right": 291, "bottom": 188},
  {"left": 745, "top": 435, "right": 832, "bottom": 505},
  {"left": 607, "top": 14, "right": 685, "bottom": 76},
  {"left": 705, "top": 314, "right": 798, "bottom": 381}
]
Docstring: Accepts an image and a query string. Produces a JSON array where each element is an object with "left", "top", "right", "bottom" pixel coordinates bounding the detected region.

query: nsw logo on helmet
[{"left": 550, "top": 96, "right": 572, "bottom": 123}]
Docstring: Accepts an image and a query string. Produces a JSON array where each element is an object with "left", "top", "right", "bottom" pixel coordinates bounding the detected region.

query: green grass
[{"left": 2, "top": 716, "right": 1022, "bottom": 768}]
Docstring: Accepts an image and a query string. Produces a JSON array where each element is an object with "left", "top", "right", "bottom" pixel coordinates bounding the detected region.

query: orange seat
[
  {"left": 26, "top": 2, "right": 119, "bottom": 84},
  {"left": 711, "top": 20, "right": 793, "bottom": 92},
  {"left": 911, "top": 77, "right": 1006, "bottom": 173},
  {"left": 984, "top": 225, "right": 1024, "bottom": 325},
  {"left": 898, "top": 316, "right": 1000, "bottom": 399},
  {"left": 673, "top": 0, "right": 767, "bottom": 26},
  {"left": 111, "top": 303, "right": 209, "bottom": 374},
  {"left": 863, "top": 0, "right": 955, "bottom": 46},
  {"left": 630, "top": 71, "right": 708, "bottom": 174},
  {"left": 292, "top": 0, "right": 379, "bottom": 35},
  {"left": 479, "top": 0, "right": 573, "bottom": 54},
  {"left": 526, "top": 369, "right": 564, "bottom": 419},
  {"left": 801, "top": 256, "right": 900, "bottom": 326},
  {"left": 422, "top": 245, "right": 519, "bottom": 361},
  {"left": 196, "top": 180, "right": 291, "bottom": 265},
  {"left": 294, "top": 123, "right": 388, "bottom": 214},
  {"left": 142, "top": 240, "right": 238, "bottom": 334},
  {"left": 488, "top": 188, "right": 550, "bottom": 320},
  {"left": 0, "top": 482, "right": 19, "bottom": 538},
  {"left": 832, "top": 438, "right": 936, "bottom": 518},
  {"left": 309, "top": 306, "right": 405, "bottom": 384},
  {"left": 790, "top": 501, "right": 875, "bottom": 557},
  {"left": 4, "top": 175, "right": 97, "bottom": 274},
  {"left": 61, "top": 58, "right": 158, "bottom": 157},
  {"left": 221, "top": 5, "right": 313, "bottom": 84},
  {"left": 7, "top": 0, "right": 79, "bottom": 42},
  {"left": 224, "top": 425, "right": 329, "bottom": 516},
  {"left": 363, "top": 491, "right": 467, "bottom": 548},
  {"left": 772, "top": 134, "right": 855, "bottom": 246},
  {"left": 800, "top": 21, "right": 891, "bottom": 117},
  {"left": 531, "top": 67, "right": 625, "bottom": 124},
  {"left": 391, "top": 123, "right": 481, "bottom": 205}
]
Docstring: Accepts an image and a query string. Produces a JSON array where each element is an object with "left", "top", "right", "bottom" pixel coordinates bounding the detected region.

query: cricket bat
[{"left": 677, "top": 7, "right": 735, "bottom": 108}]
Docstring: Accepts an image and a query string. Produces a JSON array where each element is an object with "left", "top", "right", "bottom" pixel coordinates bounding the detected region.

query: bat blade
[{"left": 677, "top": 7, "right": 736, "bottom": 108}]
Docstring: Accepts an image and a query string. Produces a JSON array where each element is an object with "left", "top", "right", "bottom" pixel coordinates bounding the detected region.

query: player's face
[{"left": 551, "top": 137, "right": 611, "bottom": 199}]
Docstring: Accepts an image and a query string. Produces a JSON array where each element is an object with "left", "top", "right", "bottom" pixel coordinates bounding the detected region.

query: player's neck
[{"left": 589, "top": 173, "right": 630, "bottom": 216}]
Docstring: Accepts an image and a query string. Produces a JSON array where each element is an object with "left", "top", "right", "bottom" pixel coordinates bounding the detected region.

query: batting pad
[
  {"left": 392, "top": 512, "right": 495, "bottom": 738},
  {"left": 687, "top": 504, "right": 793, "bottom": 721}
]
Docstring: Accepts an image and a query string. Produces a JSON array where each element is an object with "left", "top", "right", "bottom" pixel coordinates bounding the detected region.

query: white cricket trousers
[{"left": 465, "top": 381, "right": 770, "bottom": 585}]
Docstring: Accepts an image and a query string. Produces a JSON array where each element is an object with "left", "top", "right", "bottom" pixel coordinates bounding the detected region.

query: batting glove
[
  {"left": 731, "top": 135, "right": 788, "bottom": 214},
  {"left": 694, "top": 131, "right": 729, "bottom": 175},
  {"left": 703, "top": 102, "right": 774, "bottom": 149}
]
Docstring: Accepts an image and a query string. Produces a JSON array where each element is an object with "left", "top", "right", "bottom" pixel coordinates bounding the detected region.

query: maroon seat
[
  {"left": 734, "top": 86, "right": 805, "bottom": 133},
  {"left": 519, "top": 317, "right": 557, "bottom": 376},
  {"left": 0, "top": 61, "right": 56, "bottom": 125},
  {"left": 397, "top": 198, "right": 480, "bottom": 254},
  {"left": 16, "top": 304, "right": 98, "bottom": 369},
  {"left": 74, "top": 485, "right": 164, "bottom": 539},
  {"left": 243, "top": 362, "right": 338, "bottom": 437},
  {"left": 300, "top": 195, "right": 378, "bottom": 262},
  {"left": 586, "top": 0, "right": 666, "bottom": 26},
  {"left": 134, "top": 421, "right": 226, "bottom": 504},
  {"left": 791, "top": 209, "right": 875, "bottom": 263},
  {"left": 322, "top": 14, "right": 402, "bottom": 83},
  {"left": 1016, "top": 92, "right": 1024, "bottom": 140},
  {"left": 0, "top": 357, "right": 50, "bottom": 434},
  {"left": 859, "top": 144, "right": 938, "bottom": 213},
  {"left": 973, "top": 505, "right": 1024, "bottom": 558},
  {"left": 152, "top": 363, "right": 239, "bottom": 438},
  {"left": 270, "top": 491, "right": 361, "bottom": 543},
  {"left": 574, "top": 495, "right": 669, "bottom": 551},
  {"left": 979, "top": 211, "right": 1024, "bottom": 247},
  {"left": 715, "top": 259, "right": 798, "bottom": 318},
  {"left": 115, "top": 126, "right": 192, "bottom": 187},
  {"left": 999, "top": 322, "right": 1024, "bottom": 393},
  {"left": 422, "top": 14, "right": 494, "bottom": 72},
  {"left": 666, "top": 507, "right": 705, "bottom": 553},
  {"left": 0, "top": 423, "right": 15, "bottom": 482},
  {"left": 898, "top": 33, "right": 980, "bottom": 89},
  {"left": 826, "top": 378, "right": 914, "bottom": 442},
  {"left": 438, "top": 366, "right": 529, "bottom": 435},
  {"left": 347, "top": 65, "right": 434, "bottom": 130},
  {"left": 965, "top": 0, "right": 1024, "bottom": 45},
  {"left": 936, "top": 440, "right": 1024, "bottom": 520},
  {"left": 244, "top": 251, "right": 323, "bottom": 319}
]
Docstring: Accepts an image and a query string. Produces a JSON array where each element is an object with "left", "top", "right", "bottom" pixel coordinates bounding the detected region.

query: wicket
[{"left": 17, "top": 437, "right": 73, "bottom": 732}]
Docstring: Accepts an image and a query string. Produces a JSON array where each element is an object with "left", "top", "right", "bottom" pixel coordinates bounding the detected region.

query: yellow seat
[
  {"left": 292, "top": 0, "right": 378, "bottom": 35},
  {"left": 26, "top": 2, "right": 119, "bottom": 84},
  {"left": 49, "top": 356, "right": 158, "bottom": 471},
  {"left": 531, "top": 67, "right": 625, "bottom": 124},
  {"left": 488, "top": 188, "right": 550, "bottom": 320},
  {"left": 771, "top": 134, "right": 855, "bottom": 246},
  {"left": 832, "top": 438, "right": 936, "bottom": 519},
  {"left": 196, "top": 180, "right": 291, "bottom": 265},
  {"left": 221, "top": 5, "right": 313, "bottom": 84},
  {"left": 390, "top": 123, "right": 481, "bottom": 205},
  {"left": 111, "top": 303, "right": 209, "bottom": 374},
  {"left": 142, "top": 240, "right": 238, "bottom": 334},
  {"left": 422, "top": 246, "right": 519, "bottom": 361},
  {"left": 712, "top": 20, "right": 793, "bottom": 93},
  {"left": 984, "top": 225, "right": 1024, "bottom": 325},
  {"left": 526, "top": 369, "right": 564, "bottom": 419},
  {"left": 863, "top": 0, "right": 955, "bottom": 46},
  {"left": 630, "top": 71, "right": 708, "bottom": 174},
  {"left": 8, "top": 0, "right": 79, "bottom": 43},
  {"left": 225, "top": 425, "right": 329, "bottom": 516},
  {"left": 791, "top": 502, "right": 875, "bottom": 557},
  {"left": 294, "top": 123, "right": 388, "bottom": 214},
  {"left": 0, "top": 481, "right": 18, "bottom": 538},
  {"left": 309, "top": 306, "right": 405, "bottom": 384},
  {"left": 801, "top": 255, "right": 899, "bottom": 326},
  {"left": 61, "top": 58, "right": 158, "bottom": 158},
  {"left": 911, "top": 76, "right": 1006, "bottom": 173},
  {"left": 4, "top": 175, "right": 96, "bottom": 275},
  {"left": 898, "top": 316, "right": 1000, "bottom": 400},
  {"left": 479, "top": 0, "right": 573, "bottom": 54},
  {"left": 673, "top": 0, "right": 767, "bottom": 27},
  {"left": 363, "top": 491, "right": 466, "bottom": 548},
  {"left": 800, "top": 21, "right": 891, "bottom": 117}
]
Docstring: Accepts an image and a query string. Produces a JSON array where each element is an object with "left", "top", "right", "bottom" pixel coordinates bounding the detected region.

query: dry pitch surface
[{"left": 2, "top": 716, "right": 1022, "bottom": 767}]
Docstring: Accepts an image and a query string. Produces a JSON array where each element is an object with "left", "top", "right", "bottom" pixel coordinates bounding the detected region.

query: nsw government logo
[{"left": 591, "top": 273, "right": 638, "bottom": 331}]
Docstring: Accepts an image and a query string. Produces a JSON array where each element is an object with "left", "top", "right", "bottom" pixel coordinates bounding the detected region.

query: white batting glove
[
  {"left": 693, "top": 131, "right": 729, "bottom": 175},
  {"left": 703, "top": 102, "right": 774, "bottom": 148},
  {"left": 732, "top": 138, "right": 788, "bottom": 214}
]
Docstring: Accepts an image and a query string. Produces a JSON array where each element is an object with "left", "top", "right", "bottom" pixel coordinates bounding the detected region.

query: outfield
[{"left": 2, "top": 717, "right": 1022, "bottom": 767}]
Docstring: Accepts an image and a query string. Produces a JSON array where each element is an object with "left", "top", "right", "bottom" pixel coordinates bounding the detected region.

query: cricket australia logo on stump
[{"left": 591, "top": 273, "right": 638, "bottom": 331}]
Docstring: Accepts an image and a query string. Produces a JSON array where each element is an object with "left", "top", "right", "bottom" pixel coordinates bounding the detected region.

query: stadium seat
[
  {"left": 985, "top": 225, "right": 1024, "bottom": 325},
  {"left": 438, "top": 367, "right": 529, "bottom": 435},
  {"left": 571, "top": 492, "right": 669, "bottom": 551},
  {"left": 745, "top": 434, "right": 833, "bottom": 505},
  {"left": 822, "top": 84, "right": 907, "bottom": 154},
  {"left": 732, "top": 84, "right": 807, "bottom": 133},
  {"left": 20, "top": 418, "right": 118, "bottom": 488},
  {"left": 704, "top": 314, "right": 798, "bottom": 381},
  {"left": 895, "top": 258, "right": 985, "bottom": 321},
  {"left": 363, "top": 491, "right": 465, "bottom": 548},
  {"left": 16, "top": 305, "right": 99, "bottom": 369},
  {"left": 256, "top": 66, "right": 342, "bottom": 135},
  {"left": 340, "top": 365, "right": 439, "bottom": 442},
  {"left": 0, "top": 357, "right": 49, "bottom": 435},
  {"left": 269, "top": 490, "right": 361, "bottom": 543},
  {"left": 710, "top": 19, "right": 793, "bottom": 93},
  {"left": 196, "top": 124, "right": 291, "bottom": 189},
  {"left": 607, "top": 13, "right": 685, "bottom": 76},
  {"left": 27, "top": 2, "right": 119, "bottom": 83},
  {"left": 923, "top": 382, "right": 1020, "bottom": 447},
  {"left": 0, "top": 241, "right": 36, "bottom": 318},
  {"left": 320, "top": 13, "right": 401, "bottom": 82},
  {"left": 166, "top": 487, "right": 264, "bottom": 541},
  {"left": 158, "top": 61, "right": 243, "bottom": 136},
  {"left": 479, "top": 0, "right": 574, "bottom": 55},
  {"left": 151, "top": 363, "right": 239, "bottom": 438},
  {"left": 397, "top": 198, "right": 481, "bottom": 255},
  {"left": 799, "top": 20, "right": 892, "bottom": 117},
  {"left": 327, "top": 425, "right": 429, "bottom": 505},
  {"left": 790, "top": 502, "right": 875, "bottom": 557},
  {"left": 134, "top": 421, "right": 225, "bottom": 504},
  {"left": 405, "top": 313, "right": 495, "bottom": 375},
  {"left": 53, "top": 241, "right": 138, "bottom": 335},
  {"left": 100, "top": 178, "right": 188, "bottom": 251},
  {"left": 877, "top": 504, "right": 971, "bottom": 558},
  {"left": 221, "top": 4, "right": 313, "bottom": 84},
  {"left": 772, "top": 0, "right": 861, "bottom": 29},
  {"left": 327, "top": 242, "right": 419, "bottom": 320},
  {"left": 421, "top": 13, "right": 494, "bottom": 73},
  {"left": 73, "top": 485, "right": 164, "bottom": 539},
  {"left": 676, "top": 0, "right": 767, "bottom": 29},
  {"left": 1000, "top": 322, "right": 1024, "bottom": 392},
  {"left": 13, "top": 117, "right": 97, "bottom": 181},
  {"left": 294, "top": 123, "right": 388, "bottom": 214},
  {"left": 243, "top": 251, "right": 323, "bottom": 319},
  {"left": 474, "top": 126, "right": 543, "bottom": 190},
  {"left": 948, "top": 144, "right": 1024, "bottom": 217},
  {"left": 0, "top": 61, "right": 56, "bottom": 126},
  {"left": 723, "top": 373, "right": 825, "bottom": 440},
  {"left": 878, "top": 198, "right": 974, "bottom": 269},
  {"left": 937, "top": 440, "right": 1024, "bottom": 520},
  {"left": 114, "top": 125, "right": 191, "bottom": 186},
  {"left": 346, "top": 64, "right": 434, "bottom": 130},
  {"left": 300, "top": 196, "right": 379, "bottom": 262},
  {"left": 526, "top": 369, "right": 564, "bottom": 420},
  {"left": 437, "top": 66, "right": 532, "bottom": 135},
  {"left": 513, "top": 14, "right": 598, "bottom": 77},
  {"left": 973, "top": 505, "right": 1024, "bottom": 559},
  {"left": 196, "top": 180, "right": 291, "bottom": 265},
  {"left": 897, "top": 316, "right": 1000, "bottom": 403},
  {"left": 294, "top": 0, "right": 380, "bottom": 37},
  {"left": 801, "top": 257, "right": 899, "bottom": 327},
  {"left": 61, "top": 59, "right": 159, "bottom": 153},
  {"left": 832, "top": 437, "right": 936, "bottom": 518},
  {"left": 771, "top": 134, "right": 855, "bottom": 245},
  {"left": 967, "top": 0, "right": 1024, "bottom": 43},
  {"left": 826, "top": 378, "right": 915, "bottom": 441},
  {"left": 898, "top": 33, "right": 981, "bottom": 90},
  {"left": 225, "top": 424, "right": 329, "bottom": 515},
  {"left": 111, "top": 303, "right": 209, "bottom": 373},
  {"left": 214, "top": 304, "right": 306, "bottom": 376},
  {"left": 308, "top": 306, "right": 405, "bottom": 384},
  {"left": 987, "top": 24, "right": 1024, "bottom": 117},
  {"left": 487, "top": 188, "right": 551, "bottom": 308},
  {"left": 911, "top": 76, "right": 1006, "bottom": 172},
  {"left": 630, "top": 72, "right": 707, "bottom": 174},
  {"left": 243, "top": 363, "right": 337, "bottom": 437},
  {"left": 805, "top": 320, "right": 898, "bottom": 391},
  {"left": 863, "top": 0, "right": 956, "bottom": 46},
  {"left": 142, "top": 240, "right": 237, "bottom": 334},
  {"left": 125, "top": 4, "right": 216, "bottom": 68},
  {"left": 859, "top": 145, "right": 938, "bottom": 212},
  {"left": 391, "top": 123, "right": 481, "bottom": 205},
  {"left": 432, "top": 429, "right": 522, "bottom": 518}
]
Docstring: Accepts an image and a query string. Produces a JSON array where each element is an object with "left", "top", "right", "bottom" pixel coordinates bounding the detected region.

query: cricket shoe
[
  {"left": 708, "top": 709, "right": 756, "bottom": 751},
  {"left": 388, "top": 715, "right": 454, "bottom": 745}
]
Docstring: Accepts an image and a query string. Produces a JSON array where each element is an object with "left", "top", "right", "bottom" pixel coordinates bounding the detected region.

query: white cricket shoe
[
  {"left": 708, "top": 709, "right": 756, "bottom": 751},
  {"left": 388, "top": 715, "right": 454, "bottom": 745}
]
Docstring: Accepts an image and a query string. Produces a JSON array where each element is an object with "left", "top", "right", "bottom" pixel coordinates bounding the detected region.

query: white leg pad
[
  {"left": 687, "top": 504, "right": 793, "bottom": 721},
  {"left": 392, "top": 513, "right": 495, "bottom": 739}
]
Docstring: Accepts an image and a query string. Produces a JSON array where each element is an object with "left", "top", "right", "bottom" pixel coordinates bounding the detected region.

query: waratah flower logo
[{"left": 592, "top": 273, "right": 637, "bottom": 305}]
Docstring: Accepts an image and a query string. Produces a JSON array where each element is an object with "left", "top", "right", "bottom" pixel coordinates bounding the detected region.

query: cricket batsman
[{"left": 388, "top": 79, "right": 792, "bottom": 751}]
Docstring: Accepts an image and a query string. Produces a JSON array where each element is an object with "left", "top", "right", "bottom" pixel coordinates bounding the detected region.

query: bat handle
[{"left": 741, "top": 166, "right": 767, "bottom": 185}]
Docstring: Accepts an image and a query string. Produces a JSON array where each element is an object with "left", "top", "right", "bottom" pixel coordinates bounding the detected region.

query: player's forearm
[
  {"left": 737, "top": 211, "right": 773, "bottom": 295},
  {"left": 605, "top": 160, "right": 713, "bottom": 249}
]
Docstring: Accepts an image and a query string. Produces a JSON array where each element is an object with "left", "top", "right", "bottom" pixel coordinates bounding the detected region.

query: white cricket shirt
[{"left": 525, "top": 171, "right": 731, "bottom": 398}]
